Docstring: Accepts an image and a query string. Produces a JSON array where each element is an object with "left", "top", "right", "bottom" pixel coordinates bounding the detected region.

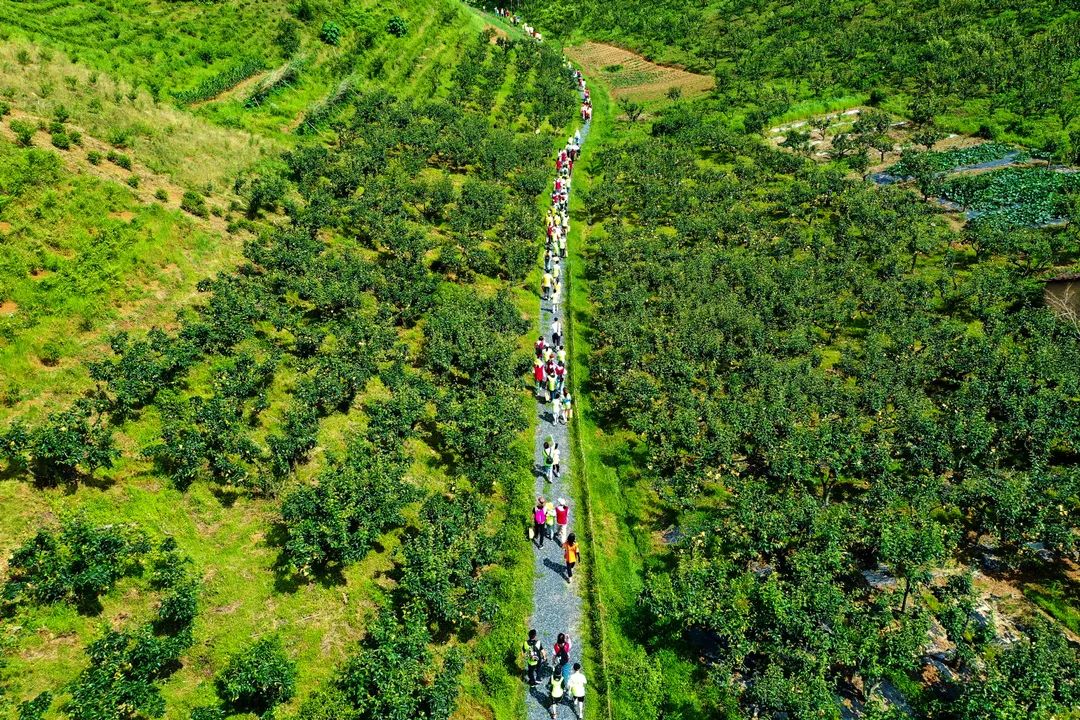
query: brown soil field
[{"left": 566, "top": 42, "right": 714, "bottom": 101}]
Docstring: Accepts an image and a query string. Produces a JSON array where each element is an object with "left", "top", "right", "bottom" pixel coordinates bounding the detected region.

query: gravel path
[{"left": 526, "top": 99, "right": 591, "bottom": 720}]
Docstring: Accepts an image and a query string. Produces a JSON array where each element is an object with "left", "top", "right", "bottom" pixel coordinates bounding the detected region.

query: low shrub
[
  {"left": 106, "top": 150, "right": 132, "bottom": 170},
  {"left": 386, "top": 15, "right": 409, "bottom": 37},
  {"left": 218, "top": 637, "right": 296, "bottom": 714},
  {"left": 10, "top": 119, "right": 35, "bottom": 146},
  {"left": 320, "top": 21, "right": 342, "bottom": 46},
  {"left": 181, "top": 189, "right": 209, "bottom": 218}
]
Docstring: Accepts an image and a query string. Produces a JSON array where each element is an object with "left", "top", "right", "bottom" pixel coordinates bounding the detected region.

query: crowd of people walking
[{"left": 522, "top": 56, "right": 594, "bottom": 720}]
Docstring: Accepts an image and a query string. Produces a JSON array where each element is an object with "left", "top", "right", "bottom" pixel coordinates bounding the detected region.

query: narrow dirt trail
[{"left": 526, "top": 98, "right": 591, "bottom": 720}]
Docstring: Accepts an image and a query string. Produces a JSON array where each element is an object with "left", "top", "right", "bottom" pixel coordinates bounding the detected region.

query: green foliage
[
  {"left": 399, "top": 492, "right": 498, "bottom": 626},
  {"left": 275, "top": 19, "right": 302, "bottom": 57},
  {"left": 146, "top": 394, "right": 262, "bottom": 491},
  {"left": 319, "top": 21, "right": 342, "bottom": 46},
  {"left": 173, "top": 57, "right": 264, "bottom": 104},
  {"left": 280, "top": 433, "right": 416, "bottom": 575},
  {"left": 9, "top": 119, "right": 35, "bottom": 146},
  {"left": 297, "top": 606, "right": 462, "bottom": 720},
  {"left": 89, "top": 330, "right": 199, "bottom": 418},
  {"left": 294, "top": 0, "right": 315, "bottom": 22},
  {"left": 180, "top": 189, "right": 209, "bottom": 218},
  {"left": 2, "top": 403, "right": 117, "bottom": 484},
  {"left": 17, "top": 691, "right": 52, "bottom": 720},
  {"left": 2, "top": 517, "right": 149, "bottom": 611},
  {"left": 940, "top": 167, "right": 1080, "bottom": 227},
  {"left": 386, "top": 15, "right": 408, "bottom": 37},
  {"left": 586, "top": 101, "right": 1080, "bottom": 718},
  {"left": 217, "top": 636, "right": 296, "bottom": 715},
  {"left": 106, "top": 150, "right": 132, "bottom": 170},
  {"left": 67, "top": 625, "right": 187, "bottom": 720}
]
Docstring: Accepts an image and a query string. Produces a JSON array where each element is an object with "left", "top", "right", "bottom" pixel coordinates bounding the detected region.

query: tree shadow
[
  {"left": 265, "top": 521, "right": 347, "bottom": 594},
  {"left": 208, "top": 485, "right": 241, "bottom": 508}
]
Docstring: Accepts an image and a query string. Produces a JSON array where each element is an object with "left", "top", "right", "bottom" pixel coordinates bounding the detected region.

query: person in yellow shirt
[{"left": 562, "top": 533, "right": 579, "bottom": 583}]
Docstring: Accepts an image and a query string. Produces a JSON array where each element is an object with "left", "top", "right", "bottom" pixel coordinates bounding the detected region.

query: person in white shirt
[{"left": 567, "top": 664, "right": 587, "bottom": 717}]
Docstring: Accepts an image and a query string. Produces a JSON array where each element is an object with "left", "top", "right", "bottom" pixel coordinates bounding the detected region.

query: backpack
[{"left": 534, "top": 507, "right": 547, "bottom": 524}]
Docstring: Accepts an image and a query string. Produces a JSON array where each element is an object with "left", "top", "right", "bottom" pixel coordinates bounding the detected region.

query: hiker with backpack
[
  {"left": 553, "top": 632, "right": 572, "bottom": 671},
  {"left": 534, "top": 498, "right": 548, "bottom": 548},
  {"left": 548, "top": 668, "right": 565, "bottom": 719},
  {"left": 561, "top": 391, "right": 573, "bottom": 425},
  {"left": 544, "top": 497, "right": 557, "bottom": 540},
  {"left": 523, "top": 629, "right": 547, "bottom": 686},
  {"left": 551, "top": 317, "right": 562, "bottom": 347},
  {"left": 543, "top": 441, "right": 554, "bottom": 483}
]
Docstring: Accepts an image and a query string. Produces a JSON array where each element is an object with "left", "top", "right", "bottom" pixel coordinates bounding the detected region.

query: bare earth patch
[
  {"left": 0, "top": 300, "right": 17, "bottom": 316},
  {"left": 566, "top": 42, "right": 714, "bottom": 100}
]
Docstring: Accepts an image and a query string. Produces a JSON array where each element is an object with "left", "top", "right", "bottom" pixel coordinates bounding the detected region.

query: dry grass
[
  {"left": 565, "top": 42, "right": 714, "bottom": 100},
  {"left": 0, "top": 40, "right": 281, "bottom": 189}
]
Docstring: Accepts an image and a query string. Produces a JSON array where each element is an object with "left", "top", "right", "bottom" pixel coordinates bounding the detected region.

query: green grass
[
  {"left": 0, "top": 143, "right": 242, "bottom": 419},
  {"left": 0, "top": 464, "right": 393, "bottom": 719},
  {"left": 1024, "top": 582, "right": 1080, "bottom": 637}
]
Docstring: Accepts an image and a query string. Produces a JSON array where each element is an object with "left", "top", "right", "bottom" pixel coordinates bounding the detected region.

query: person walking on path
[
  {"left": 561, "top": 391, "right": 573, "bottom": 425},
  {"left": 543, "top": 442, "right": 554, "bottom": 483},
  {"left": 568, "top": 664, "right": 587, "bottom": 717},
  {"left": 548, "top": 669, "right": 565, "bottom": 719},
  {"left": 555, "top": 498, "right": 570, "bottom": 544},
  {"left": 534, "top": 358, "right": 546, "bottom": 398},
  {"left": 552, "top": 442, "right": 561, "bottom": 478},
  {"left": 542, "top": 270, "right": 553, "bottom": 300},
  {"left": 534, "top": 498, "right": 548, "bottom": 548},
  {"left": 563, "top": 533, "right": 579, "bottom": 582},
  {"left": 544, "top": 497, "right": 557, "bottom": 540},
  {"left": 553, "top": 632, "right": 572, "bottom": 671},
  {"left": 551, "top": 316, "right": 562, "bottom": 347},
  {"left": 523, "top": 629, "right": 547, "bottom": 686},
  {"left": 551, "top": 389, "right": 561, "bottom": 424}
]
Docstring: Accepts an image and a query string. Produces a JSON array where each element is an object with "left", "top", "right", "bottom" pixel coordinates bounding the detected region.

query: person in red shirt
[
  {"left": 555, "top": 498, "right": 570, "bottom": 544},
  {"left": 534, "top": 360, "right": 546, "bottom": 397}
]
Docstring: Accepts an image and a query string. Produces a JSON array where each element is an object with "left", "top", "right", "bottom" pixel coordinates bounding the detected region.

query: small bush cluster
[
  {"left": 319, "top": 21, "right": 342, "bottom": 46},
  {"left": 217, "top": 637, "right": 297, "bottom": 714},
  {"left": 180, "top": 189, "right": 209, "bottom": 217},
  {"left": 386, "top": 15, "right": 408, "bottom": 37}
]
